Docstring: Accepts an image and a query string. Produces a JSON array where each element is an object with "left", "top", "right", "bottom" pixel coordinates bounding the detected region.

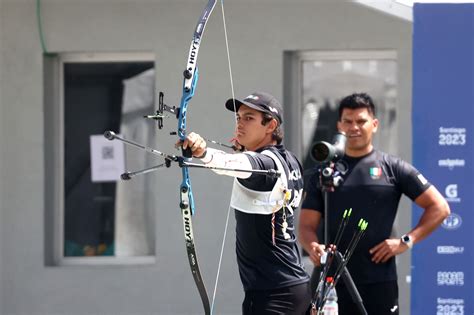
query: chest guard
[{"left": 230, "top": 149, "right": 294, "bottom": 215}]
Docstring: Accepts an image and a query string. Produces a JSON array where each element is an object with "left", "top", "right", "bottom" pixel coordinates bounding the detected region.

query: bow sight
[{"left": 143, "top": 91, "right": 178, "bottom": 130}]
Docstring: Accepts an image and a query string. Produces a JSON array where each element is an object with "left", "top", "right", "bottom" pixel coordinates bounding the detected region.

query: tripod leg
[
  {"left": 310, "top": 266, "right": 322, "bottom": 294},
  {"left": 340, "top": 267, "right": 368, "bottom": 315}
]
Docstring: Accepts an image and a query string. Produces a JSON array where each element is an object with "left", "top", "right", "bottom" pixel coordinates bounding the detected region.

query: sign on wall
[{"left": 90, "top": 134, "right": 125, "bottom": 182}]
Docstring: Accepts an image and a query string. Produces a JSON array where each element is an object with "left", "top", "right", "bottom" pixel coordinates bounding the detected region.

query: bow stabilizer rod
[{"left": 104, "top": 130, "right": 281, "bottom": 178}]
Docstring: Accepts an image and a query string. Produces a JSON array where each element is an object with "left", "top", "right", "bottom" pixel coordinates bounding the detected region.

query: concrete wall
[
  {"left": 0, "top": 0, "right": 412, "bottom": 314},
  {"left": 0, "top": 0, "right": 4, "bottom": 311}
]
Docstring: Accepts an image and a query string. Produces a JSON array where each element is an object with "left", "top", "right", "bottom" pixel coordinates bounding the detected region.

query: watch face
[{"left": 401, "top": 235, "right": 413, "bottom": 248}]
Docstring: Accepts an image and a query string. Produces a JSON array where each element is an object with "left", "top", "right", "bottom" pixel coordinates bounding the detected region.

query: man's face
[
  {"left": 235, "top": 105, "right": 275, "bottom": 151},
  {"left": 337, "top": 107, "right": 378, "bottom": 156}
]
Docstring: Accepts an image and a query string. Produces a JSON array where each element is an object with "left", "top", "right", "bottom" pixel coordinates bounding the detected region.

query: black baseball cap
[{"left": 225, "top": 91, "right": 283, "bottom": 124}]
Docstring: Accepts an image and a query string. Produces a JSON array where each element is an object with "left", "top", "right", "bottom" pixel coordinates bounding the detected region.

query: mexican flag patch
[{"left": 369, "top": 166, "right": 382, "bottom": 179}]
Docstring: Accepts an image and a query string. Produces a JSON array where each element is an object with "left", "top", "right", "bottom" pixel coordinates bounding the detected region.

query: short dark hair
[
  {"left": 262, "top": 113, "right": 283, "bottom": 144},
  {"left": 338, "top": 93, "right": 376, "bottom": 120}
]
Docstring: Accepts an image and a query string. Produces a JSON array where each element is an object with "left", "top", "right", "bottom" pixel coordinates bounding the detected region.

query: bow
[
  {"left": 174, "top": 1, "right": 217, "bottom": 314},
  {"left": 108, "top": 2, "right": 217, "bottom": 312}
]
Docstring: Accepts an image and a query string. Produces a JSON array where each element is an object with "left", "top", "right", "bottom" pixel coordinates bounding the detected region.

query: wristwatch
[{"left": 401, "top": 234, "right": 413, "bottom": 249}]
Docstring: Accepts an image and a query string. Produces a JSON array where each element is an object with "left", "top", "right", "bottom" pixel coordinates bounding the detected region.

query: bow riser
[
  {"left": 178, "top": 68, "right": 198, "bottom": 141},
  {"left": 180, "top": 168, "right": 196, "bottom": 216}
]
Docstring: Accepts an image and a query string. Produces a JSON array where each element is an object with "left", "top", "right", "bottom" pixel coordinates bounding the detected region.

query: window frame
[
  {"left": 284, "top": 49, "right": 398, "bottom": 160},
  {"left": 46, "top": 52, "right": 157, "bottom": 266}
]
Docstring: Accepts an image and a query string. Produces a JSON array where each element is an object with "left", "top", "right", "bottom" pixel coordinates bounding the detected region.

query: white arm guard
[{"left": 200, "top": 148, "right": 252, "bottom": 179}]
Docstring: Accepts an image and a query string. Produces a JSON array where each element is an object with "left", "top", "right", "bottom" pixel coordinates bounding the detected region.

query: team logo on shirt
[
  {"left": 369, "top": 166, "right": 382, "bottom": 179},
  {"left": 288, "top": 169, "right": 302, "bottom": 181}
]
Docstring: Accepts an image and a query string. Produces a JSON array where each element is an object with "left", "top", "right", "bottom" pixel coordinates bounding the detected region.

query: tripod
[{"left": 311, "top": 162, "right": 368, "bottom": 315}]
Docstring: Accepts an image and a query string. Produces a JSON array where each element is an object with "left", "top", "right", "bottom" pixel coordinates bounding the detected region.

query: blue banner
[{"left": 412, "top": 4, "right": 473, "bottom": 315}]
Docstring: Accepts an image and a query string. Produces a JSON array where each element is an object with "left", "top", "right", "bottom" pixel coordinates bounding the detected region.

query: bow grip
[{"left": 182, "top": 146, "right": 193, "bottom": 158}]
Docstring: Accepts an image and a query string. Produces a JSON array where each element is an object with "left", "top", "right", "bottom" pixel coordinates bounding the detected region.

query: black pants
[
  {"left": 242, "top": 282, "right": 312, "bottom": 315},
  {"left": 336, "top": 280, "right": 399, "bottom": 315}
]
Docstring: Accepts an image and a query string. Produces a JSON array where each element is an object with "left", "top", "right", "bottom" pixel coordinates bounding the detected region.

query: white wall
[
  {"left": 1, "top": 0, "right": 8, "bottom": 312},
  {"left": 0, "top": 0, "right": 4, "bottom": 311},
  {"left": 0, "top": 1, "right": 412, "bottom": 314}
]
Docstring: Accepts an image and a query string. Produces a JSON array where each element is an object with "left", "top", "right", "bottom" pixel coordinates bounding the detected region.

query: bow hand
[{"left": 181, "top": 132, "right": 208, "bottom": 158}]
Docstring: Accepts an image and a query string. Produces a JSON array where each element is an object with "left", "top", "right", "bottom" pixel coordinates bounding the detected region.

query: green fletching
[
  {"left": 348, "top": 208, "right": 352, "bottom": 216},
  {"left": 343, "top": 209, "right": 348, "bottom": 218},
  {"left": 358, "top": 218, "right": 363, "bottom": 228}
]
